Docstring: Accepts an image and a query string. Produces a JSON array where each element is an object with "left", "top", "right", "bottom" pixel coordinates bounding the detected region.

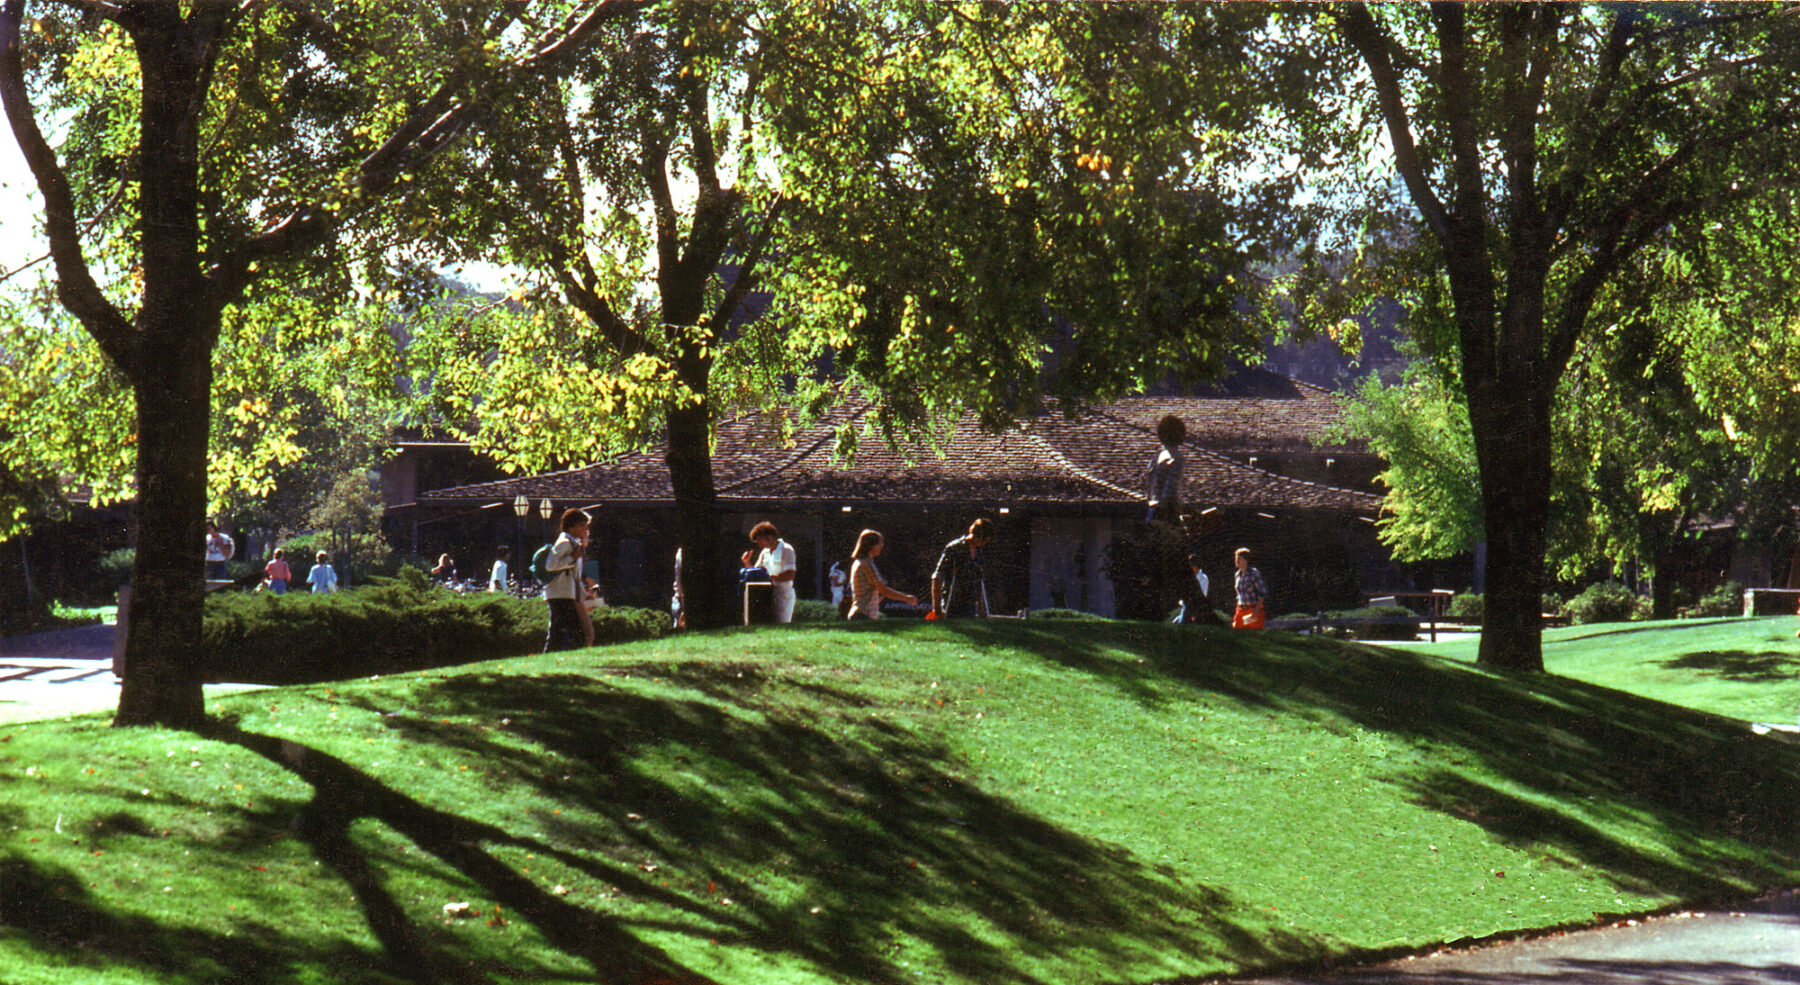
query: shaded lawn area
[
  {"left": 3, "top": 620, "right": 1798, "bottom": 984},
  {"left": 1410, "top": 616, "right": 1800, "bottom": 726}
]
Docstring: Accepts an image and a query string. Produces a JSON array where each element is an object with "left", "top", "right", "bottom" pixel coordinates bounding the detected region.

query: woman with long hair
[{"left": 846, "top": 529, "right": 917, "bottom": 620}]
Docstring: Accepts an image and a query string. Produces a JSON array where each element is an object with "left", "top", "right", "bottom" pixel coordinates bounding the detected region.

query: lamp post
[
  {"left": 539, "top": 498, "right": 554, "bottom": 545},
  {"left": 512, "top": 494, "right": 529, "bottom": 587}
]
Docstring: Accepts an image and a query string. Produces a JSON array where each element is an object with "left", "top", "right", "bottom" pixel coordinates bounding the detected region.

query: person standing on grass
[
  {"left": 1232, "top": 547, "right": 1268, "bottom": 630},
  {"left": 488, "top": 545, "right": 511, "bottom": 594},
  {"left": 846, "top": 529, "right": 917, "bottom": 620},
  {"left": 307, "top": 551, "right": 338, "bottom": 594},
  {"left": 829, "top": 560, "right": 848, "bottom": 608},
  {"left": 742, "top": 521, "right": 798, "bottom": 623},
  {"left": 930, "top": 517, "right": 993, "bottom": 619},
  {"left": 671, "top": 548, "right": 686, "bottom": 629},
  {"left": 204, "top": 520, "right": 234, "bottom": 580},
  {"left": 263, "top": 548, "right": 292, "bottom": 595},
  {"left": 543, "top": 509, "right": 590, "bottom": 652}
]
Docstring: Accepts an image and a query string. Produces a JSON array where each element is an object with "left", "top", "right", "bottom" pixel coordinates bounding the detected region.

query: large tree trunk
[
  {"left": 114, "top": 366, "right": 212, "bottom": 727},
  {"left": 1471, "top": 381, "right": 1551, "bottom": 673},
  {"left": 666, "top": 399, "right": 727, "bottom": 629},
  {"left": 111, "top": 13, "right": 218, "bottom": 727}
]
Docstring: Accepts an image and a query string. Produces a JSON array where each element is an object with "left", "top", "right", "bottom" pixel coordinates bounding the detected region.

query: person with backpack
[{"left": 542, "top": 509, "right": 590, "bottom": 653}]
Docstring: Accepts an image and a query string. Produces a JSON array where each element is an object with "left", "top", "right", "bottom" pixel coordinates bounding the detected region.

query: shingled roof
[
  {"left": 1120, "top": 368, "right": 1366, "bottom": 454},
  {"left": 418, "top": 382, "right": 1380, "bottom": 514}
]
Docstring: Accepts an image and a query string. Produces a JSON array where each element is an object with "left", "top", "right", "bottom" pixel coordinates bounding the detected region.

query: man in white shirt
[
  {"left": 744, "top": 521, "right": 797, "bottom": 623},
  {"left": 204, "top": 521, "right": 235, "bottom": 580}
]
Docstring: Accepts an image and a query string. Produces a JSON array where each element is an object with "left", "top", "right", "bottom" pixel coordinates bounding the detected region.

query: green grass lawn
[
  {"left": 1413, "top": 615, "right": 1800, "bottom": 725},
  {"left": 4, "top": 620, "right": 1798, "bottom": 984}
]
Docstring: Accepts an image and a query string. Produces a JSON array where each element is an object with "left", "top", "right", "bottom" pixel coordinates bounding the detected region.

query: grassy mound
[{"left": 3, "top": 620, "right": 1798, "bottom": 984}]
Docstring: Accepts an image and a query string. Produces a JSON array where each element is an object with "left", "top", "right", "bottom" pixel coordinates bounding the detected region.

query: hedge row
[{"left": 200, "top": 568, "right": 667, "bottom": 685}]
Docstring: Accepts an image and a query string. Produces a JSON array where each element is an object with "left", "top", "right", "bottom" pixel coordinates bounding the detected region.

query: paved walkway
[
  {"left": 0, "top": 622, "right": 262, "bottom": 724},
  {"left": 0, "top": 622, "right": 123, "bottom": 722},
  {"left": 1239, "top": 889, "right": 1800, "bottom": 984}
]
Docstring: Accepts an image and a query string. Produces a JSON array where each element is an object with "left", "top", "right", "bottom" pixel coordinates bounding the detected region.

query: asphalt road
[{"left": 1239, "top": 889, "right": 1800, "bottom": 985}]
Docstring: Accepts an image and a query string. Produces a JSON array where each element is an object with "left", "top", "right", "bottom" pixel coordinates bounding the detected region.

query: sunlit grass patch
[{"left": 4, "top": 619, "right": 1798, "bottom": 984}]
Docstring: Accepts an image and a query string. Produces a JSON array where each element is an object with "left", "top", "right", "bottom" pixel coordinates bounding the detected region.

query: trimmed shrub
[
  {"left": 1029, "top": 608, "right": 1111, "bottom": 621},
  {"left": 1564, "top": 582, "right": 1649, "bottom": 625},
  {"left": 199, "top": 567, "right": 666, "bottom": 684},
  {"left": 791, "top": 600, "right": 840, "bottom": 623},
  {"left": 94, "top": 548, "right": 136, "bottom": 599},
  {"left": 1683, "top": 580, "right": 1744, "bottom": 619},
  {"left": 1447, "top": 592, "right": 1483, "bottom": 623}
]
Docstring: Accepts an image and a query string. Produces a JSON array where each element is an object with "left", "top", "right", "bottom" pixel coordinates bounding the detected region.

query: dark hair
[
  {"left": 968, "top": 517, "right": 994, "bottom": 542},
  {"left": 560, "top": 508, "right": 590, "bottom": 532},
  {"left": 750, "top": 521, "right": 779, "bottom": 542},
  {"left": 1156, "top": 414, "right": 1186, "bottom": 447},
  {"left": 851, "top": 529, "right": 883, "bottom": 559},
  {"left": 496, "top": 545, "right": 510, "bottom": 559}
]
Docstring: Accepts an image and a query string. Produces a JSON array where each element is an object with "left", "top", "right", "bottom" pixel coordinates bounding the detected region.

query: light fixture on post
[
  {"left": 539, "top": 498, "right": 554, "bottom": 543},
  {"left": 512, "top": 495, "right": 529, "bottom": 585}
]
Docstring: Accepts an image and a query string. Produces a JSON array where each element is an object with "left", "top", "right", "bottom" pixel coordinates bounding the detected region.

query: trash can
[{"left": 740, "top": 568, "right": 773, "bottom": 625}]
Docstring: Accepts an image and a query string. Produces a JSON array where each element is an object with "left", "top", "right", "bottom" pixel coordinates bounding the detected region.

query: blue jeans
[{"left": 544, "top": 599, "right": 584, "bottom": 653}]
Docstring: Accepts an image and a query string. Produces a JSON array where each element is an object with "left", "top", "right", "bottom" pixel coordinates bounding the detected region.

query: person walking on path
[
  {"left": 488, "top": 545, "right": 511, "bottom": 594},
  {"left": 306, "top": 551, "right": 338, "bottom": 594},
  {"left": 929, "top": 517, "right": 993, "bottom": 619},
  {"left": 204, "top": 521, "right": 235, "bottom": 580},
  {"left": 846, "top": 529, "right": 917, "bottom": 620},
  {"left": 1232, "top": 547, "right": 1268, "bottom": 630},
  {"left": 742, "top": 521, "right": 798, "bottom": 623},
  {"left": 543, "top": 509, "right": 590, "bottom": 652},
  {"left": 263, "top": 549, "right": 292, "bottom": 596}
]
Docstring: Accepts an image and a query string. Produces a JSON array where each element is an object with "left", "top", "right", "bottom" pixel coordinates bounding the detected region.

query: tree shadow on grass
[
  {"left": 1660, "top": 649, "right": 1800, "bottom": 684},
  {"left": 331, "top": 670, "right": 1329, "bottom": 985},
  {"left": 0, "top": 851, "right": 418, "bottom": 985},
  {"left": 200, "top": 721, "right": 717, "bottom": 985},
  {"left": 942, "top": 621, "right": 1800, "bottom": 901}
]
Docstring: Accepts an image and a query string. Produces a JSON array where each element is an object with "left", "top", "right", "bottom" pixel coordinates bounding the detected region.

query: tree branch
[
  {"left": 705, "top": 193, "right": 785, "bottom": 338},
  {"left": 1545, "top": 9, "right": 1636, "bottom": 231},
  {"left": 1336, "top": 3, "right": 1451, "bottom": 241},
  {"left": 0, "top": 0, "right": 135, "bottom": 366},
  {"left": 1431, "top": 3, "right": 1487, "bottom": 230},
  {"left": 543, "top": 120, "right": 643, "bottom": 358},
  {"left": 213, "top": 0, "right": 656, "bottom": 299}
]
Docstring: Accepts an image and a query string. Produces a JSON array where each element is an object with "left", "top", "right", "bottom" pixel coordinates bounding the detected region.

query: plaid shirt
[{"left": 1235, "top": 566, "right": 1268, "bottom": 607}]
